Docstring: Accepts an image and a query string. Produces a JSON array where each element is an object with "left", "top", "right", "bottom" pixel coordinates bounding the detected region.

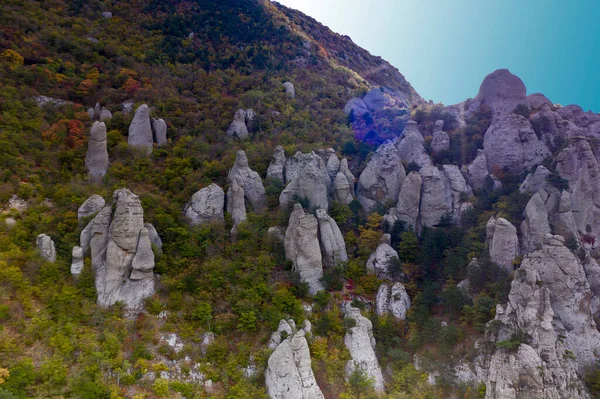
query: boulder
[
  {"left": 128, "top": 104, "right": 153, "bottom": 153},
  {"left": 488, "top": 217, "right": 519, "bottom": 273},
  {"left": 265, "top": 325, "right": 324, "bottom": 399},
  {"left": 78, "top": 194, "right": 106, "bottom": 221},
  {"left": 363, "top": 88, "right": 391, "bottom": 111},
  {"left": 268, "top": 319, "right": 297, "bottom": 350},
  {"left": 519, "top": 165, "right": 551, "bottom": 194},
  {"left": 285, "top": 151, "right": 321, "bottom": 184},
  {"left": 356, "top": 141, "right": 406, "bottom": 211},
  {"left": 316, "top": 209, "right": 348, "bottom": 268},
  {"left": 483, "top": 114, "right": 550, "bottom": 174},
  {"left": 280, "top": 155, "right": 330, "bottom": 211},
  {"left": 384, "top": 171, "right": 422, "bottom": 229},
  {"left": 153, "top": 118, "right": 167, "bottom": 146},
  {"left": 71, "top": 246, "right": 84, "bottom": 275},
  {"left": 227, "top": 150, "right": 267, "bottom": 219},
  {"left": 520, "top": 193, "right": 552, "bottom": 253},
  {"left": 333, "top": 172, "right": 353, "bottom": 204},
  {"left": 474, "top": 69, "right": 527, "bottom": 116},
  {"left": 184, "top": 184, "right": 225, "bottom": 226},
  {"left": 396, "top": 120, "right": 433, "bottom": 168},
  {"left": 526, "top": 93, "right": 553, "bottom": 109},
  {"left": 266, "top": 145, "right": 286, "bottom": 182},
  {"left": 284, "top": 204, "right": 323, "bottom": 294},
  {"left": 343, "top": 97, "right": 368, "bottom": 117},
  {"left": 344, "top": 306, "right": 385, "bottom": 393},
  {"left": 549, "top": 191, "right": 579, "bottom": 242},
  {"left": 366, "top": 243, "right": 399, "bottom": 279},
  {"left": 226, "top": 109, "right": 249, "bottom": 140},
  {"left": 316, "top": 148, "right": 340, "bottom": 182},
  {"left": 419, "top": 166, "right": 451, "bottom": 228},
  {"left": 431, "top": 127, "right": 450, "bottom": 154},
  {"left": 86, "top": 121, "right": 109, "bottom": 179},
  {"left": 227, "top": 179, "right": 247, "bottom": 226},
  {"left": 130, "top": 227, "right": 155, "bottom": 280},
  {"left": 144, "top": 223, "right": 162, "bottom": 250},
  {"left": 442, "top": 164, "right": 473, "bottom": 221},
  {"left": 283, "top": 82, "right": 295, "bottom": 99},
  {"left": 36, "top": 234, "right": 56, "bottom": 262},
  {"left": 375, "top": 282, "right": 411, "bottom": 320},
  {"left": 99, "top": 108, "right": 112, "bottom": 122},
  {"left": 467, "top": 150, "right": 492, "bottom": 190}
]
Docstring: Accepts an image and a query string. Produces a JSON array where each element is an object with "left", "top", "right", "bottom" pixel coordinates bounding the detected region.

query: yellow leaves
[
  {"left": 310, "top": 336, "right": 328, "bottom": 360},
  {"left": 86, "top": 67, "right": 100, "bottom": 81},
  {"left": 118, "top": 67, "right": 137, "bottom": 78},
  {"left": 0, "top": 49, "right": 24, "bottom": 70},
  {"left": 0, "top": 366, "right": 9, "bottom": 384}
]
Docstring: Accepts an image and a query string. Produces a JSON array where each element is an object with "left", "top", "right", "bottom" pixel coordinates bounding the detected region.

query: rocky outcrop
[
  {"left": 266, "top": 145, "right": 286, "bottom": 182},
  {"left": 483, "top": 114, "right": 550, "bottom": 174},
  {"left": 128, "top": 104, "right": 153, "bottom": 153},
  {"left": 431, "top": 120, "right": 450, "bottom": 153},
  {"left": 550, "top": 191, "right": 579, "bottom": 242},
  {"left": 344, "top": 305, "right": 385, "bottom": 393},
  {"left": 357, "top": 141, "right": 406, "bottom": 211},
  {"left": 36, "top": 234, "right": 56, "bottom": 262},
  {"left": 474, "top": 69, "right": 527, "bottom": 116},
  {"left": 283, "top": 82, "right": 295, "bottom": 99},
  {"left": 520, "top": 193, "right": 552, "bottom": 253},
  {"left": 78, "top": 195, "right": 106, "bottom": 221},
  {"left": 71, "top": 246, "right": 84, "bottom": 275},
  {"left": 184, "top": 184, "right": 225, "bottom": 226},
  {"left": 284, "top": 204, "right": 323, "bottom": 294},
  {"left": 419, "top": 166, "right": 451, "bottom": 228},
  {"left": 280, "top": 154, "right": 331, "bottom": 211},
  {"left": 226, "top": 150, "right": 267, "bottom": 223},
  {"left": 153, "top": 118, "right": 167, "bottom": 146},
  {"left": 316, "top": 148, "right": 340, "bottom": 182},
  {"left": 442, "top": 164, "right": 473, "bottom": 221},
  {"left": 81, "top": 189, "right": 155, "bottom": 310},
  {"left": 519, "top": 166, "right": 551, "bottom": 194},
  {"left": 332, "top": 158, "right": 355, "bottom": 204},
  {"left": 396, "top": 121, "right": 432, "bottom": 168},
  {"left": 268, "top": 319, "right": 297, "bottom": 350},
  {"left": 487, "top": 217, "right": 519, "bottom": 273},
  {"left": 484, "top": 235, "right": 600, "bottom": 398},
  {"left": 265, "top": 320, "right": 324, "bottom": 399},
  {"left": 363, "top": 88, "right": 391, "bottom": 111},
  {"left": 86, "top": 121, "right": 109, "bottom": 179},
  {"left": 467, "top": 150, "right": 494, "bottom": 190},
  {"left": 556, "top": 138, "right": 600, "bottom": 237},
  {"left": 316, "top": 209, "right": 348, "bottom": 267},
  {"left": 366, "top": 243, "right": 399, "bottom": 279},
  {"left": 526, "top": 93, "right": 552, "bottom": 110},
  {"left": 226, "top": 109, "right": 249, "bottom": 140},
  {"left": 384, "top": 171, "right": 422, "bottom": 229},
  {"left": 375, "top": 282, "right": 411, "bottom": 320},
  {"left": 343, "top": 97, "right": 368, "bottom": 117}
]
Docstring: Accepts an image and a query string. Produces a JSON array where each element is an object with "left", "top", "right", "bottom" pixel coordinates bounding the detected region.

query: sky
[{"left": 275, "top": 0, "right": 600, "bottom": 112}]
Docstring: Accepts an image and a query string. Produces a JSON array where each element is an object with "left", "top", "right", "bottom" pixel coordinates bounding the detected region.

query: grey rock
[
  {"left": 265, "top": 327, "right": 324, "bottom": 399},
  {"left": 283, "top": 82, "right": 295, "bottom": 99},
  {"left": 280, "top": 155, "right": 331, "bottom": 211},
  {"left": 375, "top": 282, "right": 411, "bottom": 320},
  {"left": 227, "top": 179, "right": 247, "bottom": 226},
  {"left": 128, "top": 104, "right": 153, "bottom": 153},
  {"left": 442, "top": 164, "right": 473, "bottom": 220},
  {"left": 266, "top": 145, "right": 286, "bottom": 182},
  {"left": 316, "top": 209, "right": 348, "bottom": 267},
  {"left": 519, "top": 165, "right": 551, "bottom": 194},
  {"left": 78, "top": 194, "right": 106, "bottom": 221},
  {"left": 99, "top": 108, "right": 112, "bottom": 122},
  {"left": 431, "top": 128, "right": 450, "bottom": 153},
  {"left": 144, "top": 223, "right": 162, "bottom": 250},
  {"left": 284, "top": 204, "right": 323, "bottom": 295},
  {"left": 526, "top": 93, "right": 553, "bottom": 109},
  {"left": 344, "top": 306, "right": 385, "bottom": 393},
  {"left": 153, "top": 118, "right": 167, "bottom": 146},
  {"left": 285, "top": 151, "right": 321, "bottom": 184},
  {"left": 267, "top": 226, "right": 285, "bottom": 242},
  {"left": 268, "top": 319, "right": 296, "bottom": 350},
  {"left": 363, "top": 88, "right": 391, "bottom": 111},
  {"left": 184, "top": 184, "right": 225, "bottom": 226},
  {"left": 521, "top": 193, "right": 552, "bottom": 253},
  {"left": 102, "top": 11, "right": 112, "bottom": 18},
  {"left": 333, "top": 172, "right": 353, "bottom": 204},
  {"left": 467, "top": 149, "right": 492, "bottom": 190},
  {"left": 357, "top": 141, "right": 406, "bottom": 211},
  {"left": 396, "top": 121, "right": 433, "bottom": 168},
  {"left": 33, "top": 96, "right": 71, "bottom": 107},
  {"left": 226, "top": 109, "right": 249, "bottom": 140},
  {"left": 343, "top": 97, "right": 368, "bottom": 117},
  {"left": 483, "top": 114, "right": 550, "bottom": 174},
  {"left": 549, "top": 191, "right": 579, "bottom": 242},
  {"left": 36, "top": 234, "right": 56, "bottom": 262},
  {"left": 366, "top": 243, "right": 399, "bottom": 279},
  {"left": 130, "top": 227, "right": 155, "bottom": 280},
  {"left": 488, "top": 217, "right": 519, "bottom": 273},
  {"left": 419, "top": 166, "right": 451, "bottom": 228},
  {"left": 384, "top": 171, "right": 422, "bottom": 229},
  {"left": 86, "top": 121, "right": 109, "bottom": 179},
  {"left": 71, "top": 246, "right": 84, "bottom": 275},
  {"left": 227, "top": 150, "right": 267, "bottom": 220},
  {"left": 474, "top": 69, "right": 527, "bottom": 116}
]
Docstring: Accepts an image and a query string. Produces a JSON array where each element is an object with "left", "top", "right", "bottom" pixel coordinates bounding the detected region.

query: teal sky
[{"left": 276, "top": 0, "right": 600, "bottom": 112}]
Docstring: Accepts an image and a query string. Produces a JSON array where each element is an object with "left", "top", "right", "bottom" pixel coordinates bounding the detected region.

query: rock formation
[
  {"left": 265, "top": 320, "right": 324, "bottom": 399},
  {"left": 280, "top": 156, "right": 331, "bottom": 211},
  {"left": 80, "top": 189, "right": 155, "bottom": 310},
  {"left": 343, "top": 97, "right": 368, "bottom": 117},
  {"left": 266, "top": 145, "right": 286, "bottom": 182},
  {"left": 519, "top": 165, "right": 551, "bottom": 194},
  {"left": 550, "top": 191, "right": 579, "bottom": 242},
  {"left": 375, "top": 282, "right": 411, "bottom": 320},
  {"left": 184, "top": 184, "right": 225, "bottom": 226},
  {"left": 431, "top": 120, "right": 450, "bottom": 153},
  {"left": 396, "top": 120, "right": 432, "bottom": 168},
  {"left": 357, "top": 141, "right": 406, "bottom": 211},
  {"left": 78, "top": 195, "right": 106, "bottom": 221},
  {"left": 520, "top": 193, "right": 552, "bottom": 253},
  {"left": 366, "top": 243, "right": 399, "bottom": 279},
  {"left": 467, "top": 150, "right": 494, "bottom": 190},
  {"left": 363, "top": 87, "right": 391, "bottom": 111},
  {"left": 226, "top": 109, "right": 249, "bottom": 140},
  {"left": 283, "top": 81, "right": 295, "bottom": 99},
  {"left": 474, "top": 69, "right": 527, "bottom": 116},
  {"left": 316, "top": 209, "right": 348, "bottom": 267},
  {"left": 419, "top": 166, "right": 451, "bottom": 228},
  {"left": 284, "top": 204, "right": 323, "bottom": 294},
  {"left": 153, "top": 118, "right": 167, "bottom": 146},
  {"left": 487, "top": 217, "right": 519, "bottom": 273},
  {"left": 36, "top": 234, "right": 56, "bottom": 262},
  {"left": 86, "top": 121, "right": 109, "bottom": 179},
  {"left": 71, "top": 246, "right": 84, "bottom": 275},
  {"left": 226, "top": 150, "right": 267, "bottom": 224},
  {"left": 344, "top": 305, "right": 385, "bottom": 393},
  {"left": 384, "top": 171, "right": 422, "bottom": 229},
  {"left": 128, "top": 104, "right": 153, "bottom": 153}
]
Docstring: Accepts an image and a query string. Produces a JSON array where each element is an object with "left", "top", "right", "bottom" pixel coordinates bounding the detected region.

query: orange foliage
[
  {"left": 122, "top": 77, "right": 141, "bottom": 96},
  {"left": 42, "top": 119, "right": 86, "bottom": 149}
]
